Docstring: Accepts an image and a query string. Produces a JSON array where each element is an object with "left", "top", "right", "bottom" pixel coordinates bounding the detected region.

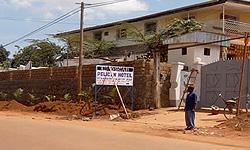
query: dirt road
[{"left": 0, "top": 116, "right": 247, "bottom": 150}]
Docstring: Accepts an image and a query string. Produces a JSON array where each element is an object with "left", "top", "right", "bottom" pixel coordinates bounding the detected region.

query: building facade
[{"left": 56, "top": 0, "right": 250, "bottom": 66}]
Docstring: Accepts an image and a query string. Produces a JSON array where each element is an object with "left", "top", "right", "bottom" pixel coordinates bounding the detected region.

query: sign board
[{"left": 96, "top": 65, "right": 134, "bottom": 86}]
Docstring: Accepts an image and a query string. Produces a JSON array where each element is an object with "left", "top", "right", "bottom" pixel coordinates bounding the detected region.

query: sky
[{"left": 0, "top": 0, "right": 208, "bottom": 55}]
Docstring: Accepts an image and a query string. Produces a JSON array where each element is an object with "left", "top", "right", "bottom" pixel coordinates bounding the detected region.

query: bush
[
  {"left": 78, "top": 87, "right": 93, "bottom": 102},
  {"left": 0, "top": 91, "right": 7, "bottom": 99},
  {"left": 63, "top": 93, "right": 71, "bottom": 102},
  {"left": 44, "top": 95, "right": 56, "bottom": 102},
  {"left": 13, "top": 88, "right": 24, "bottom": 100},
  {"left": 27, "top": 93, "right": 38, "bottom": 105}
]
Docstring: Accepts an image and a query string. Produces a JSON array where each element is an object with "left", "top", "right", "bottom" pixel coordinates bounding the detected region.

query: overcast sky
[{"left": 0, "top": 0, "right": 208, "bottom": 55}]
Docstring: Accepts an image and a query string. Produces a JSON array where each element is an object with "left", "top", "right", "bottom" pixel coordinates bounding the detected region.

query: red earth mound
[
  {"left": 216, "top": 113, "right": 250, "bottom": 132},
  {"left": 33, "top": 101, "right": 132, "bottom": 117},
  {"left": 0, "top": 100, "right": 31, "bottom": 112}
]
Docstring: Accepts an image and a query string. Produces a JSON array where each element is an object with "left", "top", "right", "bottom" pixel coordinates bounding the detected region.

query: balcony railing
[
  {"left": 223, "top": 20, "right": 250, "bottom": 35},
  {"left": 210, "top": 20, "right": 250, "bottom": 35}
]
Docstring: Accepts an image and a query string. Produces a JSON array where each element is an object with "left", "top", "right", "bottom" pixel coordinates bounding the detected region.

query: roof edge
[{"left": 55, "top": 0, "right": 250, "bottom": 37}]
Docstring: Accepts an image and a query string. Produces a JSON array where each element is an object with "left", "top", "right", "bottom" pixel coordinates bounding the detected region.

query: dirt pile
[
  {"left": 0, "top": 100, "right": 31, "bottom": 111},
  {"left": 216, "top": 113, "right": 250, "bottom": 132},
  {"left": 33, "top": 101, "right": 133, "bottom": 118},
  {"left": 0, "top": 100, "right": 138, "bottom": 119}
]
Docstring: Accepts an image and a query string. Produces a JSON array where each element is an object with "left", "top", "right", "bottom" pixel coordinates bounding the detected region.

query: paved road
[{"left": 0, "top": 117, "right": 246, "bottom": 150}]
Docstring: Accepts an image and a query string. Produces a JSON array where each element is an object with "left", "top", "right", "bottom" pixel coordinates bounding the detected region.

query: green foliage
[
  {"left": 126, "top": 19, "right": 203, "bottom": 49},
  {"left": 124, "top": 18, "right": 203, "bottom": 61},
  {"left": 78, "top": 87, "right": 93, "bottom": 102},
  {"left": 1, "top": 60, "right": 11, "bottom": 69},
  {"left": 63, "top": 93, "right": 72, "bottom": 102},
  {"left": 0, "top": 91, "right": 7, "bottom": 99},
  {"left": 13, "top": 88, "right": 24, "bottom": 99},
  {"left": 166, "top": 18, "right": 204, "bottom": 37},
  {"left": 84, "top": 39, "right": 116, "bottom": 58},
  {"left": 0, "top": 45, "right": 10, "bottom": 64},
  {"left": 45, "top": 95, "right": 56, "bottom": 102},
  {"left": 110, "top": 86, "right": 117, "bottom": 98},
  {"left": 11, "top": 39, "right": 64, "bottom": 68},
  {"left": 54, "top": 35, "right": 80, "bottom": 59},
  {"left": 56, "top": 34, "right": 116, "bottom": 59},
  {"left": 27, "top": 93, "right": 38, "bottom": 105}
]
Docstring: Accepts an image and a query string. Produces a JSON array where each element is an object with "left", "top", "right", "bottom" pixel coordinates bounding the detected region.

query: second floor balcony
[{"left": 209, "top": 19, "right": 250, "bottom": 36}]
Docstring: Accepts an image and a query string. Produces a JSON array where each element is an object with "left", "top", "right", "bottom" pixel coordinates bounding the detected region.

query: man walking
[{"left": 185, "top": 85, "right": 197, "bottom": 130}]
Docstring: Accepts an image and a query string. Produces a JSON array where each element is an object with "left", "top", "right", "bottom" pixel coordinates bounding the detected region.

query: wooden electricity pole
[
  {"left": 237, "top": 33, "right": 249, "bottom": 116},
  {"left": 154, "top": 51, "right": 161, "bottom": 108},
  {"left": 78, "top": 2, "right": 84, "bottom": 99}
]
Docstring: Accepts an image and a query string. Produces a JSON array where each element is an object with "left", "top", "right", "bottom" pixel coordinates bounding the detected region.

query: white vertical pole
[
  {"left": 222, "top": 4, "right": 225, "bottom": 34},
  {"left": 108, "top": 66, "right": 129, "bottom": 118}
]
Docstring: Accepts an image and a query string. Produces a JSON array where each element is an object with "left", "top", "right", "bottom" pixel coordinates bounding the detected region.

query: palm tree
[
  {"left": 125, "top": 18, "right": 203, "bottom": 108},
  {"left": 84, "top": 39, "right": 115, "bottom": 58},
  {"left": 125, "top": 18, "right": 203, "bottom": 62}
]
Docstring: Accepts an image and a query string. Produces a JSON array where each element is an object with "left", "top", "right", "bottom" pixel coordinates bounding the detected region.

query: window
[
  {"left": 93, "top": 31, "right": 102, "bottom": 40},
  {"left": 204, "top": 48, "right": 211, "bottom": 56},
  {"left": 183, "top": 16, "right": 195, "bottom": 20},
  {"left": 183, "top": 66, "right": 189, "bottom": 71},
  {"left": 220, "top": 14, "right": 238, "bottom": 21},
  {"left": 182, "top": 47, "right": 187, "bottom": 55},
  {"left": 144, "top": 22, "right": 157, "bottom": 35},
  {"left": 104, "top": 31, "right": 109, "bottom": 36},
  {"left": 117, "top": 28, "right": 127, "bottom": 39}
]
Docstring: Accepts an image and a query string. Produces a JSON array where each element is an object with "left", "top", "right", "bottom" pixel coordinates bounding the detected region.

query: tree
[
  {"left": 54, "top": 35, "right": 80, "bottom": 59},
  {"left": 126, "top": 18, "right": 204, "bottom": 62},
  {"left": 2, "top": 60, "right": 11, "bottom": 69},
  {"left": 84, "top": 39, "right": 115, "bottom": 58},
  {"left": 125, "top": 18, "right": 203, "bottom": 108},
  {"left": 0, "top": 45, "right": 10, "bottom": 64},
  {"left": 12, "top": 39, "right": 64, "bottom": 67},
  {"left": 55, "top": 35, "right": 116, "bottom": 59}
]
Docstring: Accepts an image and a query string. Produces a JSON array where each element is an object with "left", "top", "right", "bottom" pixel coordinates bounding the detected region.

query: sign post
[
  {"left": 96, "top": 65, "right": 134, "bottom": 86},
  {"left": 95, "top": 65, "right": 134, "bottom": 118}
]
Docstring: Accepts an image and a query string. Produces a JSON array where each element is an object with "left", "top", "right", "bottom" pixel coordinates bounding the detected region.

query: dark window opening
[
  {"left": 183, "top": 16, "right": 195, "bottom": 20},
  {"left": 93, "top": 31, "right": 102, "bottom": 41},
  {"left": 183, "top": 66, "right": 189, "bottom": 71},
  {"left": 220, "top": 13, "right": 238, "bottom": 21},
  {"left": 144, "top": 22, "right": 157, "bottom": 35},
  {"left": 182, "top": 48, "right": 187, "bottom": 55},
  {"left": 104, "top": 31, "right": 109, "bottom": 36},
  {"left": 204, "top": 48, "right": 211, "bottom": 56},
  {"left": 117, "top": 28, "right": 127, "bottom": 39}
]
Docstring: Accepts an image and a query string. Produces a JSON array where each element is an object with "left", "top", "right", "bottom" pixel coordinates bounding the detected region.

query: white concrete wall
[
  {"left": 168, "top": 45, "right": 221, "bottom": 68},
  {"left": 168, "top": 48, "right": 195, "bottom": 68},
  {"left": 193, "top": 45, "right": 221, "bottom": 65}
]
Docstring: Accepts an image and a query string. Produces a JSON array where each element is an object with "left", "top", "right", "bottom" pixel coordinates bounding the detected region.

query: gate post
[
  {"left": 193, "top": 61, "right": 206, "bottom": 107},
  {"left": 169, "top": 62, "right": 185, "bottom": 107}
]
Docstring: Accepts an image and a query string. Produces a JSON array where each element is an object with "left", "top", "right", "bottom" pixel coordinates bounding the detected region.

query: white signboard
[{"left": 96, "top": 65, "right": 134, "bottom": 86}]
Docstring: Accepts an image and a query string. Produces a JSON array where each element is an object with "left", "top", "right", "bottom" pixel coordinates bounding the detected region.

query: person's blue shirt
[{"left": 185, "top": 92, "right": 197, "bottom": 111}]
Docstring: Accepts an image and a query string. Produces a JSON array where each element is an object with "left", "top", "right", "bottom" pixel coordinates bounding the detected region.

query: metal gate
[{"left": 200, "top": 59, "right": 250, "bottom": 108}]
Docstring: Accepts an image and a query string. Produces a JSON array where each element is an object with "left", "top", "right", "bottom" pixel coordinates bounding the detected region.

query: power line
[
  {"left": 0, "top": 17, "right": 112, "bottom": 26},
  {"left": 2, "top": 0, "right": 129, "bottom": 48},
  {"left": 0, "top": 17, "right": 80, "bottom": 25},
  {"left": 2, "top": 7, "right": 80, "bottom": 47},
  {"left": 84, "top": 0, "right": 128, "bottom": 7}
]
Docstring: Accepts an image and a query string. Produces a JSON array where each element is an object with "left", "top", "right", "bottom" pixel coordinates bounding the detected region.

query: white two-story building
[{"left": 56, "top": 0, "right": 250, "bottom": 68}]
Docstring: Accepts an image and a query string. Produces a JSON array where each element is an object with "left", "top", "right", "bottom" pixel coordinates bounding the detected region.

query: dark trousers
[{"left": 185, "top": 110, "right": 195, "bottom": 129}]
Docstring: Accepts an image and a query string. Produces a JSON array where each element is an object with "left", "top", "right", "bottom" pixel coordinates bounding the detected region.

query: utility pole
[
  {"left": 237, "top": 33, "right": 249, "bottom": 116},
  {"left": 78, "top": 2, "right": 84, "bottom": 100},
  {"left": 153, "top": 50, "right": 161, "bottom": 108}
]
